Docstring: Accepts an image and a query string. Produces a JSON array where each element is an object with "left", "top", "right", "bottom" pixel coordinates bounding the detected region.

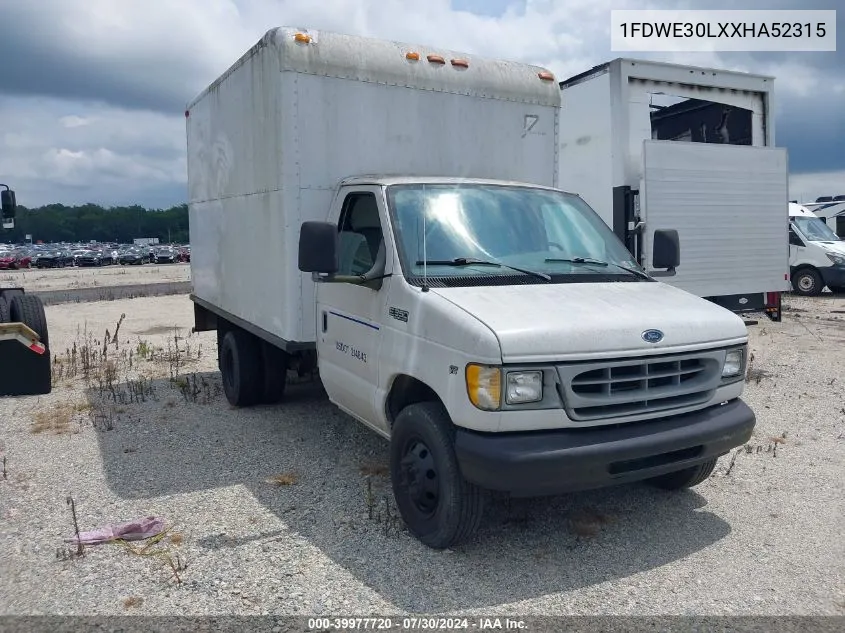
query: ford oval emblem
[{"left": 642, "top": 329, "right": 664, "bottom": 344}]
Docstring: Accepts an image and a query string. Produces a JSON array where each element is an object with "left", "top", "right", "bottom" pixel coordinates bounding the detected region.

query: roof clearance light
[
  {"left": 427, "top": 54, "right": 445, "bottom": 64},
  {"left": 538, "top": 71, "right": 555, "bottom": 81},
  {"left": 406, "top": 51, "right": 420, "bottom": 61},
  {"left": 294, "top": 33, "right": 311, "bottom": 43},
  {"left": 451, "top": 59, "right": 469, "bottom": 68}
]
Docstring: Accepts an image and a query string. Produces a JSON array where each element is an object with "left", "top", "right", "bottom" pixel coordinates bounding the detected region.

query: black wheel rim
[{"left": 400, "top": 438, "right": 439, "bottom": 516}]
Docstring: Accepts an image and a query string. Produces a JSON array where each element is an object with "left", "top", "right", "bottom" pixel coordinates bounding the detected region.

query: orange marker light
[
  {"left": 451, "top": 59, "right": 469, "bottom": 68},
  {"left": 538, "top": 71, "right": 554, "bottom": 81},
  {"left": 406, "top": 51, "right": 420, "bottom": 61},
  {"left": 294, "top": 33, "right": 311, "bottom": 43},
  {"left": 427, "top": 54, "right": 446, "bottom": 64}
]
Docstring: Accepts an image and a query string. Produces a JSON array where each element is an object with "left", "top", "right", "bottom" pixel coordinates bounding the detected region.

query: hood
[
  {"left": 431, "top": 281, "right": 748, "bottom": 363},
  {"left": 816, "top": 241, "right": 845, "bottom": 256}
]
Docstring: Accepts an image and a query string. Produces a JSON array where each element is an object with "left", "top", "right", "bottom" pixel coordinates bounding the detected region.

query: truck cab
[
  {"left": 789, "top": 202, "right": 845, "bottom": 295},
  {"left": 298, "top": 175, "right": 755, "bottom": 547}
]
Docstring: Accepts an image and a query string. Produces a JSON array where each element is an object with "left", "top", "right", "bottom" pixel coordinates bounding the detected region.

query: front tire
[
  {"left": 791, "top": 268, "right": 823, "bottom": 296},
  {"left": 647, "top": 458, "right": 717, "bottom": 490},
  {"left": 390, "top": 401, "right": 485, "bottom": 549},
  {"left": 219, "top": 329, "right": 263, "bottom": 407}
]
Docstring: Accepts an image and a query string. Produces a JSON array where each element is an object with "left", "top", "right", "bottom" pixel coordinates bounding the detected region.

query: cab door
[{"left": 315, "top": 186, "right": 391, "bottom": 427}]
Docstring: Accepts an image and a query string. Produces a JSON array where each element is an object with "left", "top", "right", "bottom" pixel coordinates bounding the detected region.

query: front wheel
[
  {"left": 390, "top": 401, "right": 485, "bottom": 549},
  {"left": 791, "top": 268, "right": 823, "bottom": 296}
]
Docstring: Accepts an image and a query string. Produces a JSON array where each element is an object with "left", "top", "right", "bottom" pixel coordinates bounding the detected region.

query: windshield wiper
[
  {"left": 416, "top": 257, "right": 551, "bottom": 281},
  {"left": 544, "top": 257, "right": 651, "bottom": 280}
]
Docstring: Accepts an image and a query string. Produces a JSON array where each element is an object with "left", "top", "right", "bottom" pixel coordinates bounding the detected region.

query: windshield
[
  {"left": 792, "top": 216, "right": 840, "bottom": 242},
  {"left": 385, "top": 183, "right": 646, "bottom": 286}
]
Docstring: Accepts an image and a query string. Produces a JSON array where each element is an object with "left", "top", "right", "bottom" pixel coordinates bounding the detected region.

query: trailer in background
[
  {"left": 801, "top": 198, "right": 845, "bottom": 239},
  {"left": 558, "top": 58, "right": 789, "bottom": 321},
  {"left": 0, "top": 184, "right": 51, "bottom": 397}
]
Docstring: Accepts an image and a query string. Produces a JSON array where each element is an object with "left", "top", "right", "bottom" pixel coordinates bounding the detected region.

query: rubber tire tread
[
  {"left": 9, "top": 294, "right": 49, "bottom": 349},
  {"left": 390, "top": 401, "right": 485, "bottom": 549},
  {"left": 647, "top": 458, "right": 718, "bottom": 490},
  {"left": 791, "top": 268, "right": 822, "bottom": 296},
  {"left": 0, "top": 297, "right": 9, "bottom": 323},
  {"left": 260, "top": 341, "right": 288, "bottom": 404},
  {"left": 220, "top": 329, "right": 263, "bottom": 407}
]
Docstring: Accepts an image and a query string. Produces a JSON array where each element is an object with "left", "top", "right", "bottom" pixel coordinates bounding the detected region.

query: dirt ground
[
  {"left": 0, "top": 263, "right": 190, "bottom": 292},
  {"left": 1, "top": 291, "right": 843, "bottom": 617}
]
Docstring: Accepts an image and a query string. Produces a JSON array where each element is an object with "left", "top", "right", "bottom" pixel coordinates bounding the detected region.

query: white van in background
[
  {"left": 802, "top": 198, "right": 845, "bottom": 239},
  {"left": 789, "top": 202, "right": 845, "bottom": 295}
]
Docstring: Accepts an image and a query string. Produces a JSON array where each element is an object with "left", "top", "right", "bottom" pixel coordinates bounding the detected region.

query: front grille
[{"left": 557, "top": 351, "right": 724, "bottom": 421}]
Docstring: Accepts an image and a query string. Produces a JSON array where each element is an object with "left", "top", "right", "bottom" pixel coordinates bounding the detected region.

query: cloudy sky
[{"left": 0, "top": 0, "right": 841, "bottom": 209}]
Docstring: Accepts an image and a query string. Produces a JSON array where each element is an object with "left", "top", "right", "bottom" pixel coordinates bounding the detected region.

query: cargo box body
[
  {"left": 558, "top": 58, "right": 790, "bottom": 308},
  {"left": 186, "top": 27, "right": 560, "bottom": 348}
]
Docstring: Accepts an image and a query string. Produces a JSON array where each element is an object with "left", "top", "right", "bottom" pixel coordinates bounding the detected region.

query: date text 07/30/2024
[{"left": 307, "top": 617, "right": 528, "bottom": 630}]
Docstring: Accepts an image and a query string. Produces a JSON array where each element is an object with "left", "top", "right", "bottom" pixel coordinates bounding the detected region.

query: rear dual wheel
[{"left": 219, "top": 328, "right": 288, "bottom": 407}]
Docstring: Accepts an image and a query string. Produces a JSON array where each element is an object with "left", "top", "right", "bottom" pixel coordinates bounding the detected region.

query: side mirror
[
  {"left": 1, "top": 187, "right": 16, "bottom": 219},
  {"left": 651, "top": 229, "right": 679, "bottom": 276},
  {"left": 298, "top": 221, "right": 338, "bottom": 274}
]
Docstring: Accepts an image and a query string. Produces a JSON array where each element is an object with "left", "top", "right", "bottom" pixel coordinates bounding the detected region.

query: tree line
[{"left": 2, "top": 203, "right": 189, "bottom": 244}]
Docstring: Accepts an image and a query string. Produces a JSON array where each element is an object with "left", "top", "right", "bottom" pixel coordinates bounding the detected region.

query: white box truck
[
  {"left": 186, "top": 27, "right": 756, "bottom": 549},
  {"left": 558, "top": 59, "right": 790, "bottom": 322}
]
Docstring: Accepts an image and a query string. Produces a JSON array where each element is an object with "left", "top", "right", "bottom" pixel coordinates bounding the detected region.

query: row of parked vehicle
[{"left": 0, "top": 243, "right": 190, "bottom": 270}]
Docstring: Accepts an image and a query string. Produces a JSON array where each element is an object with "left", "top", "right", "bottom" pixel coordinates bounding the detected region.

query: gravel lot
[
  {"left": 1, "top": 291, "right": 844, "bottom": 617},
  {"left": 0, "top": 263, "right": 190, "bottom": 292}
]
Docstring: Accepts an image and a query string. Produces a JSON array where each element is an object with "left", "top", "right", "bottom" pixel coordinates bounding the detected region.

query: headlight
[
  {"left": 466, "top": 364, "right": 501, "bottom": 411},
  {"left": 825, "top": 252, "right": 845, "bottom": 266},
  {"left": 722, "top": 349, "right": 744, "bottom": 377},
  {"left": 506, "top": 371, "right": 543, "bottom": 404}
]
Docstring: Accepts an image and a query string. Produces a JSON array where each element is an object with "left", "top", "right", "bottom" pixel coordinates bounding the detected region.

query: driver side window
[
  {"left": 337, "top": 192, "right": 384, "bottom": 276},
  {"left": 789, "top": 226, "right": 804, "bottom": 247}
]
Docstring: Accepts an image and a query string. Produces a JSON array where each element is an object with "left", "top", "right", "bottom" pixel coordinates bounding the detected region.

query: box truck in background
[
  {"left": 558, "top": 58, "right": 790, "bottom": 322},
  {"left": 187, "top": 27, "right": 756, "bottom": 549}
]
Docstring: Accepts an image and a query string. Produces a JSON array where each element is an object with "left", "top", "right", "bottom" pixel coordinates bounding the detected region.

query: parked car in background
[
  {"left": 35, "top": 249, "right": 74, "bottom": 268},
  {"left": 76, "top": 250, "right": 103, "bottom": 267},
  {"left": 0, "top": 251, "right": 18, "bottom": 269},
  {"left": 118, "top": 248, "right": 150, "bottom": 265},
  {"left": 153, "top": 246, "right": 179, "bottom": 264}
]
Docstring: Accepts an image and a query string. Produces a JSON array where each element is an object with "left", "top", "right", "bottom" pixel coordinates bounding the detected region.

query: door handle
[{"left": 322, "top": 311, "right": 328, "bottom": 333}]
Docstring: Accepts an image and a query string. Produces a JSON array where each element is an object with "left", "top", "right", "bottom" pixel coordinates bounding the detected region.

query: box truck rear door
[{"left": 639, "top": 139, "right": 789, "bottom": 298}]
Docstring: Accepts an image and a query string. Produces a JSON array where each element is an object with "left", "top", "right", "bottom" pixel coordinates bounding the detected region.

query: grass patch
[
  {"left": 31, "top": 403, "right": 82, "bottom": 435},
  {"left": 266, "top": 473, "right": 298, "bottom": 486}
]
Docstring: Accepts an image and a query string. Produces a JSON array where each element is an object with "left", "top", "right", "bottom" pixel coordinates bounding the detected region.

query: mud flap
[{"left": 0, "top": 323, "right": 52, "bottom": 396}]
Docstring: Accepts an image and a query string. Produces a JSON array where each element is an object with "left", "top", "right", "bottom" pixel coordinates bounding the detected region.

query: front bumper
[
  {"left": 454, "top": 398, "right": 755, "bottom": 497},
  {"left": 820, "top": 265, "right": 845, "bottom": 289}
]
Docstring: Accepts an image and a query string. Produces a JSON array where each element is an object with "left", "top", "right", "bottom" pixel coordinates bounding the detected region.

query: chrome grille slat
[{"left": 557, "top": 350, "right": 725, "bottom": 422}]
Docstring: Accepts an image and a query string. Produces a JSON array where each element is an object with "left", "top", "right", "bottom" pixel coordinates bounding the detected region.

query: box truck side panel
[
  {"left": 188, "top": 27, "right": 561, "bottom": 347},
  {"left": 641, "top": 140, "right": 789, "bottom": 296},
  {"left": 557, "top": 70, "right": 614, "bottom": 227},
  {"left": 187, "top": 39, "right": 294, "bottom": 342}
]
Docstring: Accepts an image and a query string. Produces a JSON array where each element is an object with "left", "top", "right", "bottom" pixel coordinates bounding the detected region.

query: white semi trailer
[
  {"left": 186, "top": 27, "right": 755, "bottom": 549},
  {"left": 558, "top": 58, "right": 790, "bottom": 322}
]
